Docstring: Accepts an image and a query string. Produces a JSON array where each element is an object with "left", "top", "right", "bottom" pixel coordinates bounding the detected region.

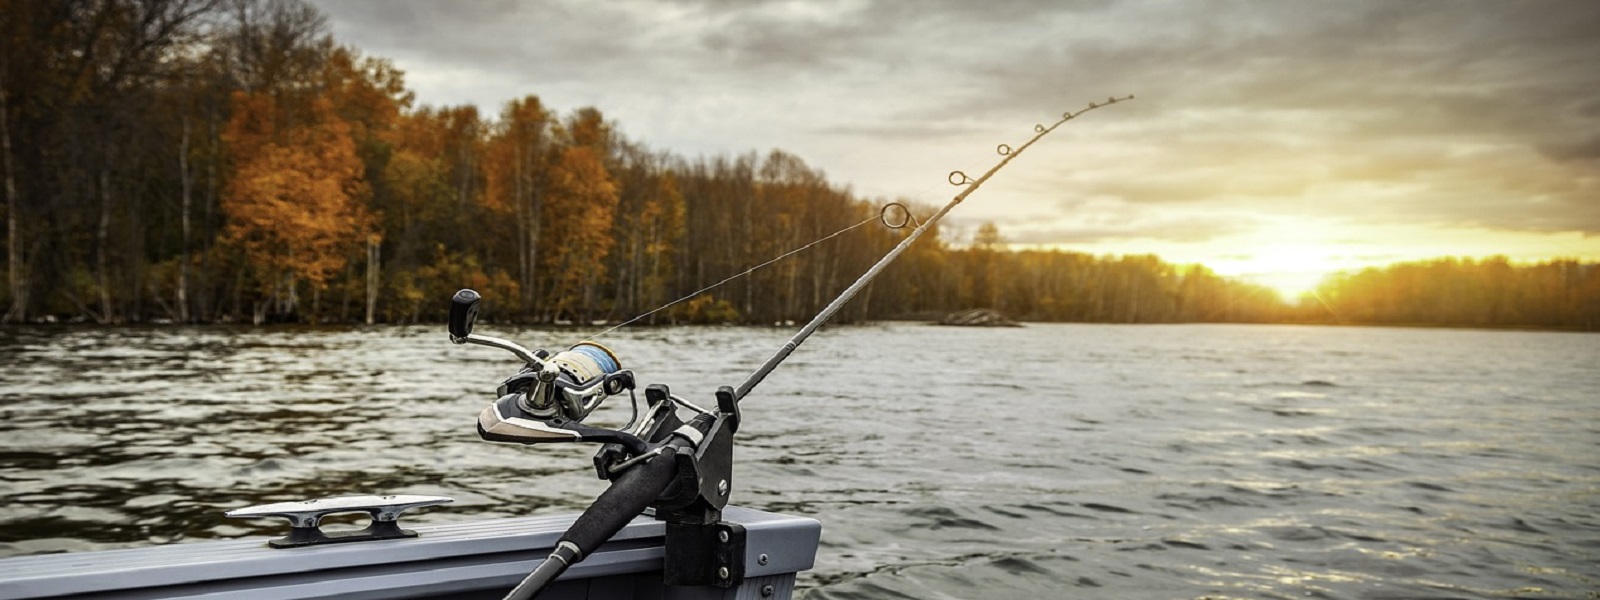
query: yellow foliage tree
[
  {"left": 540, "top": 144, "right": 618, "bottom": 319},
  {"left": 637, "top": 170, "right": 685, "bottom": 312}
]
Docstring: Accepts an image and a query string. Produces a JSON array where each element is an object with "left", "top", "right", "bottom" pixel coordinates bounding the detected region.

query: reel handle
[
  {"left": 445, "top": 290, "right": 541, "bottom": 365},
  {"left": 449, "top": 289, "right": 481, "bottom": 343}
]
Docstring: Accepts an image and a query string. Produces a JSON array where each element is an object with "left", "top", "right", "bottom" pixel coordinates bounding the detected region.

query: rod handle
[{"left": 504, "top": 439, "right": 688, "bottom": 599}]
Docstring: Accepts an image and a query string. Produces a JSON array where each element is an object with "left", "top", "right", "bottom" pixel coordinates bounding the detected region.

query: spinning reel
[
  {"left": 448, "top": 289, "right": 737, "bottom": 479},
  {"left": 450, "top": 290, "right": 745, "bottom": 593}
]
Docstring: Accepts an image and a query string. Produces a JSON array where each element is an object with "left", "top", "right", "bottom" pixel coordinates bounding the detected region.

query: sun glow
[{"left": 1208, "top": 244, "right": 1352, "bottom": 302}]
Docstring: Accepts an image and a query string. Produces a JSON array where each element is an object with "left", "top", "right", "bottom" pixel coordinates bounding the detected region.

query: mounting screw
[
  {"left": 761, "top": 584, "right": 775, "bottom": 597},
  {"left": 758, "top": 553, "right": 769, "bottom": 565},
  {"left": 718, "top": 566, "right": 730, "bottom": 580},
  {"left": 718, "top": 479, "right": 729, "bottom": 496},
  {"left": 718, "top": 530, "right": 730, "bottom": 543}
]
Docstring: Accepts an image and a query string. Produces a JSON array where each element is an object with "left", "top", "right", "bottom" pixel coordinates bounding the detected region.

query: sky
[{"left": 309, "top": 0, "right": 1600, "bottom": 298}]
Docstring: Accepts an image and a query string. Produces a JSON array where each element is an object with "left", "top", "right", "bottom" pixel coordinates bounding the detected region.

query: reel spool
[{"left": 517, "top": 342, "right": 628, "bottom": 422}]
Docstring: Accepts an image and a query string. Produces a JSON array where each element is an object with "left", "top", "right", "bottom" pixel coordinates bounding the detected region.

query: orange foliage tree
[
  {"left": 484, "top": 96, "right": 553, "bottom": 315},
  {"left": 531, "top": 109, "right": 619, "bottom": 321},
  {"left": 223, "top": 92, "right": 375, "bottom": 320}
]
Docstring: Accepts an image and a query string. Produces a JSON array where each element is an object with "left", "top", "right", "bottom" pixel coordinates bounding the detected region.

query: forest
[{"left": 3, "top": 0, "right": 1597, "bottom": 330}]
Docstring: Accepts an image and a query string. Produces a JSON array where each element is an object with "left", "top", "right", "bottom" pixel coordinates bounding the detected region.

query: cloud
[
  {"left": 1540, "top": 134, "right": 1600, "bottom": 162},
  {"left": 310, "top": 0, "right": 1600, "bottom": 248},
  {"left": 967, "top": 198, "right": 1263, "bottom": 245},
  {"left": 1007, "top": 219, "right": 1250, "bottom": 245},
  {"left": 956, "top": 1, "right": 1600, "bottom": 236}
]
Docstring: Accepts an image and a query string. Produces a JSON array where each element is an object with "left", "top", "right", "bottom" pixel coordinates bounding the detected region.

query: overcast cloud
[{"left": 310, "top": 0, "right": 1600, "bottom": 283}]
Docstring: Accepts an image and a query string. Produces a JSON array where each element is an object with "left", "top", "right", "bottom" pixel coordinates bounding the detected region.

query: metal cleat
[{"left": 225, "top": 495, "right": 453, "bottom": 549}]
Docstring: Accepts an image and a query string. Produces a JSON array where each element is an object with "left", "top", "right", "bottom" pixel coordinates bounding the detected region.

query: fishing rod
[{"left": 446, "top": 95, "right": 1132, "bottom": 599}]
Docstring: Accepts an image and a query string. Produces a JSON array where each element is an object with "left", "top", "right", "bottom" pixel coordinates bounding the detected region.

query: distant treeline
[
  {"left": 944, "top": 253, "right": 1600, "bottom": 330},
  {"left": 1304, "top": 257, "right": 1600, "bottom": 329},
  {"left": 3, "top": 1, "right": 1596, "bottom": 331}
]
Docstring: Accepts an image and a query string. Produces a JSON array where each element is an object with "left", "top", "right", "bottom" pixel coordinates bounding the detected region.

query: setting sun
[{"left": 1207, "top": 244, "right": 1347, "bottom": 302}]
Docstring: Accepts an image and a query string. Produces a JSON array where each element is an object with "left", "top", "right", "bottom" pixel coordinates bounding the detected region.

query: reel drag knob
[{"left": 449, "top": 289, "right": 481, "bottom": 343}]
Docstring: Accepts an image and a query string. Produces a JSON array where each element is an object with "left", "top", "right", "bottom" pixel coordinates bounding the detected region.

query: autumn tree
[
  {"left": 674, "top": 153, "right": 758, "bottom": 323},
  {"left": 752, "top": 150, "right": 812, "bottom": 322},
  {"left": 538, "top": 109, "right": 619, "bottom": 321},
  {"left": 484, "top": 96, "right": 553, "bottom": 315},
  {"left": 222, "top": 93, "right": 374, "bottom": 323},
  {"left": 969, "top": 221, "right": 1007, "bottom": 310},
  {"left": 0, "top": 0, "right": 221, "bottom": 322},
  {"left": 609, "top": 145, "right": 685, "bottom": 322},
  {"left": 316, "top": 46, "right": 409, "bottom": 322}
]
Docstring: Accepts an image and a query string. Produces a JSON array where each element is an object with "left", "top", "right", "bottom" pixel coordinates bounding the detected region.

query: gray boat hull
[{"left": 0, "top": 506, "right": 820, "bottom": 600}]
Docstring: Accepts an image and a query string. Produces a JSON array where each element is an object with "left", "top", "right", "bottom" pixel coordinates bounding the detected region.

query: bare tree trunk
[
  {"left": 339, "top": 263, "right": 352, "bottom": 323},
  {"left": 740, "top": 186, "right": 753, "bottom": 321},
  {"left": 284, "top": 272, "right": 297, "bottom": 316},
  {"left": 98, "top": 168, "right": 114, "bottom": 324},
  {"left": 528, "top": 161, "right": 543, "bottom": 322},
  {"left": 2, "top": 70, "right": 25, "bottom": 323},
  {"left": 178, "top": 116, "right": 191, "bottom": 322},
  {"left": 514, "top": 143, "right": 528, "bottom": 313},
  {"left": 858, "top": 281, "right": 874, "bottom": 323},
  {"left": 231, "top": 266, "right": 244, "bottom": 323},
  {"left": 365, "top": 235, "right": 379, "bottom": 324},
  {"left": 784, "top": 213, "right": 801, "bottom": 320},
  {"left": 202, "top": 111, "right": 219, "bottom": 321},
  {"left": 458, "top": 141, "right": 474, "bottom": 208},
  {"left": 632, "top": 228, "right": 644, "bottom": 318},
  {"left": 128, "top": 183, "right": 144, "bottom": 321}
]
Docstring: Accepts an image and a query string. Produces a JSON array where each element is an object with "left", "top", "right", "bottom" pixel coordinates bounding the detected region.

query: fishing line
[
  {"left": 575, "top": 203, "right": 915, "bottom": 344},
  {"left": 734, "top": 95, "right": 1135, "bottom": 401}
]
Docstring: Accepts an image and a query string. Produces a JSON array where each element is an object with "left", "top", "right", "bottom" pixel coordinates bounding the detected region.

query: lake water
[{"left": 1, "top": 323, "right": 1597, "bottom": 598}]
